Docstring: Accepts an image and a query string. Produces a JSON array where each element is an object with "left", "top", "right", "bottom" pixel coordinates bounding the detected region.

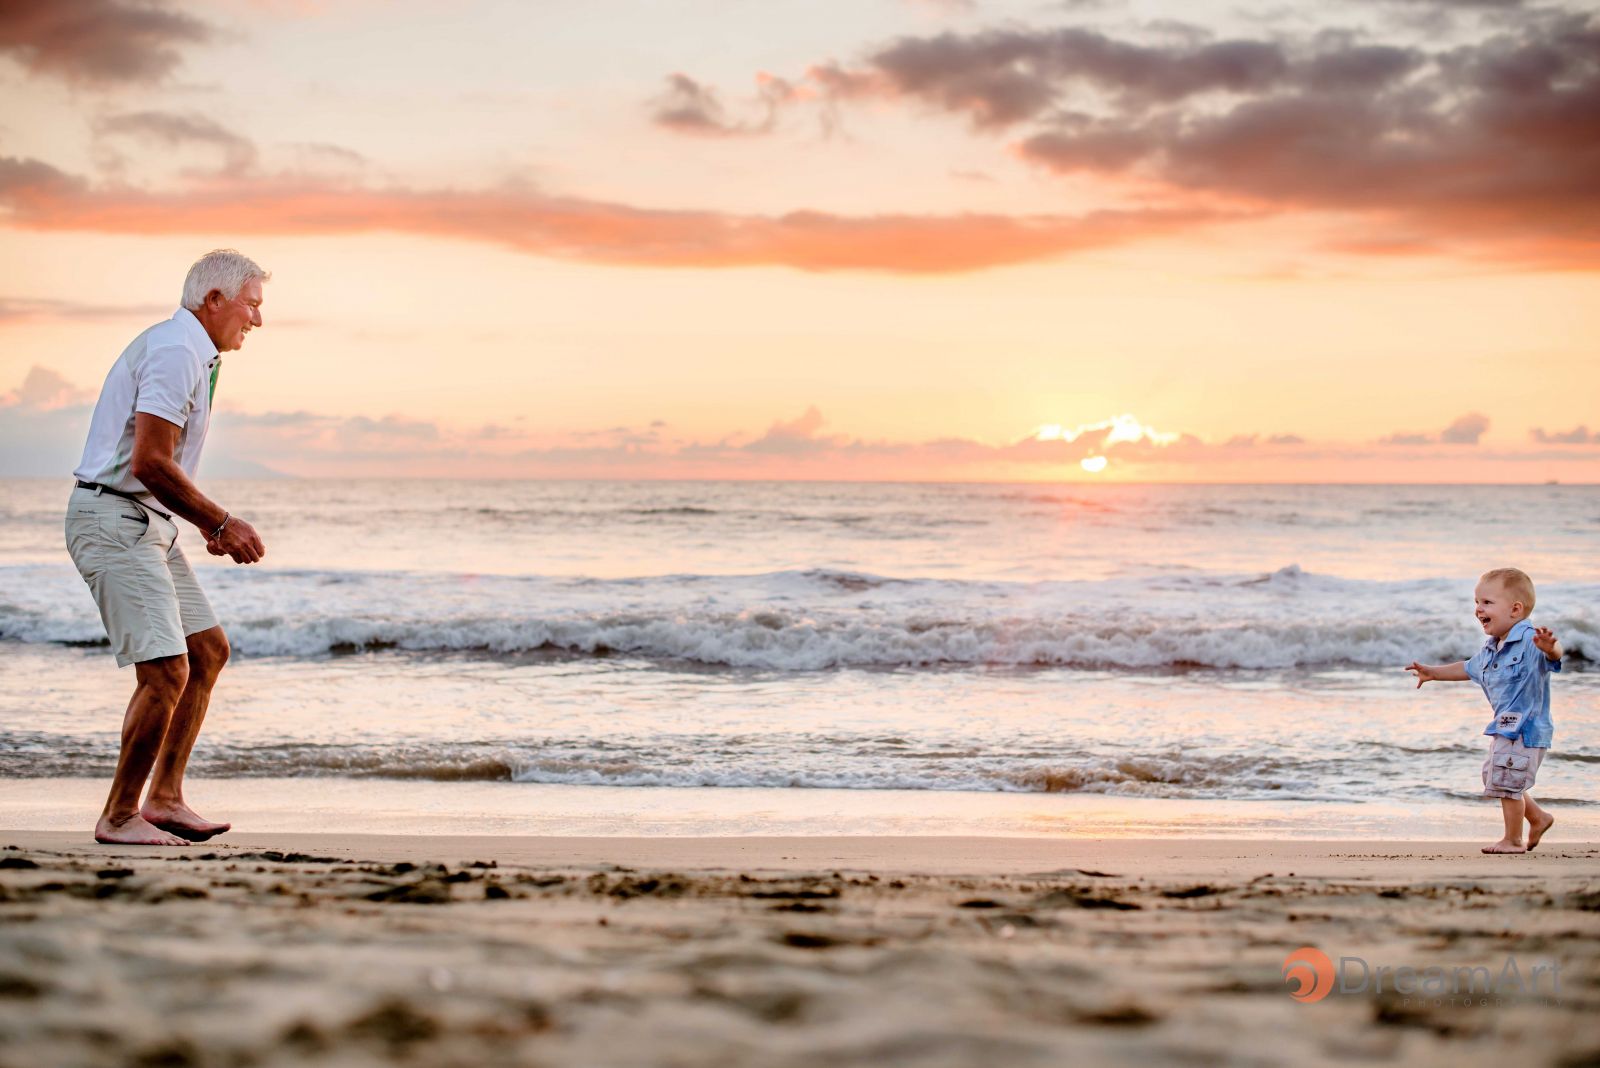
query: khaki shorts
[
  {"left": 64, "top": 485, "right": 219, "bottom": 668},
  {"left": 1482, "top": 735, "right": 1545, "bottom": 799}
]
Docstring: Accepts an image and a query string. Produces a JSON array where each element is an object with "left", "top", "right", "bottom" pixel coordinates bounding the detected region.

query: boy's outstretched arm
[
  {"left": 1533, "top": 626, "right": 1564, "bottom": 661},
  {"left": 1407, "top": 660, "right": 1469, "bottom": 688}
]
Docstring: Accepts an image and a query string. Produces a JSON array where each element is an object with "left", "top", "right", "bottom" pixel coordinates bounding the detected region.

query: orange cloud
[
  {"left": 5, "top": 367, "right": 1598, "bottom": 481},
  {"left": 760, "top": 6, "right": 1600, "bottom": 267},
  {"left": 1531, "top": 425, "right": 1596, "bottom": 445},
  {"left": 0, "top": 0, "right": 210, "bottom": 86},
  {"left": 0, "top": 156, "right": 1205, "bottom": 274},
  {"left": 0, "top": 366, "right": 93, "bottom": 410},
  {"left": 649, "top": 72, "right": 797, "bottom": 138},
  {"left": 0, "top": 296, "right": 169, "bottom": 323},
  {"left": 1380, "top": 412, "right": 1491, "bottom": 446}
]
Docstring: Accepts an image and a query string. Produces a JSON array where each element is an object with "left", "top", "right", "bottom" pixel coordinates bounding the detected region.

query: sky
[{"left": 0, "top": 0, "right": 1596, "bottom": 482}]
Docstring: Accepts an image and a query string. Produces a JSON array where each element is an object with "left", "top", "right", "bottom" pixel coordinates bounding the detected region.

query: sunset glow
[
  {"left": 1037, "top": 416, "right": 1179, "bottom": 449},
  {"left": 0, "top": 0, "right": 1595, "bottom": 482}
]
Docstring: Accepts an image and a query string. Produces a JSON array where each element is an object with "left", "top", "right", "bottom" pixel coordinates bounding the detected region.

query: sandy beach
[{"left": 1, "top": 833, "right": 1596, "bottom": 1067}]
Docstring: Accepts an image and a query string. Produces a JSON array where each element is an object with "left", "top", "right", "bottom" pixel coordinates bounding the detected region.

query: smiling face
[
  {"left": 1473, "top": 578, "right": 1527, "bottom": 640},
  {"left": 198, "top": 276, "right": 265, "bottom": 352}
]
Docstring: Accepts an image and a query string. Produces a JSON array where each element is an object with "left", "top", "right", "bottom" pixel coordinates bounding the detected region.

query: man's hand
[
  {"left": 1533, "top": 626, "right": 1563, "bottom": 660},
  {"left": 1406, "top": 661, "right": 1439, "bottom": 688},
  {"left": 206, "top": 516, "right": 265, "bottom": 564},
  {"left": 130, "top": 413, "right": 261, "bottom": 563}
]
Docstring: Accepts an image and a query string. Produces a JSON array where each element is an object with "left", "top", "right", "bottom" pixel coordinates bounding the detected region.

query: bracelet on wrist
[{"left": 209, "top": 512, "right": 231, "bottom": 540}]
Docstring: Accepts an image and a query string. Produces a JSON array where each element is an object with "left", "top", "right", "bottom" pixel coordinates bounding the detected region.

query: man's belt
[{"left": 75, "top": 480, "right": 173, "bottom": 521}]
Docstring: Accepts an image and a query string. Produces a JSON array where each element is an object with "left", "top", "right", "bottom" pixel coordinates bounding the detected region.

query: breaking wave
[{"left": 2, "top": 563, "right": 1594, "bottom": 671}]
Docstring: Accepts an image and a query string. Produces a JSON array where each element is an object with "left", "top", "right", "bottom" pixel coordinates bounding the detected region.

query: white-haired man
[{"left": 66, "top": 249, "right": 270, "bottom": 846}]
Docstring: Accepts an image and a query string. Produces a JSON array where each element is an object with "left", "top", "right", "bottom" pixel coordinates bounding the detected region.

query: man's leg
[
  {"left": 95, "top": 653, "right": 190, "bottom": 846},
  {"left": 1525, "top": 794, "right": 1555, "bottom": 850},
  {"left": 1483, "top": 796, "right": 1528, "bottom": 853},
  {"left": 142, "top": 626, "right": 232, "bottom": 841}
]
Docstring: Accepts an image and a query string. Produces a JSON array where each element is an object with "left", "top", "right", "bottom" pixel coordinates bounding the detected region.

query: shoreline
[
  {"left": 7, "top": 776, "right": 1596, "bottom": 841},
  {"left": 6, "top": 829, "right": 1600, "bottom": 877}
]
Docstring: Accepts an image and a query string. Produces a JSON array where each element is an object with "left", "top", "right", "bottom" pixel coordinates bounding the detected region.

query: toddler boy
[{"left": 1408, "top": 567, "right": 1562, "bottom": 854}]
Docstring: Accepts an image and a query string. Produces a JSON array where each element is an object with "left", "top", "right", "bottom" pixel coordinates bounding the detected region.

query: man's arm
[
  {"left": 1406, "top": 660, "right": 1470, "bottom": 688},
  {"left": 131, "top": 413, "right": 265, "bottom": 564}
]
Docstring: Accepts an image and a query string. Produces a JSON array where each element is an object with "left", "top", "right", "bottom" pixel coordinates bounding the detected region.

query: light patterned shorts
[
  {"left": 1482, "top": 735, "right": 1545, "bottom": 799},
  {"left": 64, "top": 485, "right": 218, "bottom": 668}
]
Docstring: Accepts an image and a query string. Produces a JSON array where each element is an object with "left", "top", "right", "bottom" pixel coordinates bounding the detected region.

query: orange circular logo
[{"left": 1282, "top": 947, "right": 1335, "bottom": 1003}]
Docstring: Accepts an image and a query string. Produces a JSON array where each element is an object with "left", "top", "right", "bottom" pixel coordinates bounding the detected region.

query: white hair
[{"left": 181, "top": 249, "right": 270, "bottom": 311}]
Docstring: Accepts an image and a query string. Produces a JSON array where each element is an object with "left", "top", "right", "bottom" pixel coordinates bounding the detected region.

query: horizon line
[{"left": 2, "top": 475, "right": 1594, "bottom": 488}]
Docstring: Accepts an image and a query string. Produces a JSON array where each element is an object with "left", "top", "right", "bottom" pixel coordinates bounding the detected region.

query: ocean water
[{"left": 1, "top": 479, "right": 1595, "bottom": 837}]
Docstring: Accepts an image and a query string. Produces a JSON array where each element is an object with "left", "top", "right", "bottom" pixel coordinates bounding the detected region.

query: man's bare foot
[
  {"left": 140, "top": 800, "right": 231, "bottom": 843},
  {"left": 1482, "top": 838, "right": 1527, "bottom": 854},
  {"left": 95, "top": 813, "right": 189, "bottom": 846},
  {"left": 1527, "top": 812, "right": 1555, "bottom": 850}
]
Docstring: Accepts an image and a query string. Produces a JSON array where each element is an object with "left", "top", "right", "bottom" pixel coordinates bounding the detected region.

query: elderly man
[{"left": 65, "top": 249, "right": 270, "bottom": 846}]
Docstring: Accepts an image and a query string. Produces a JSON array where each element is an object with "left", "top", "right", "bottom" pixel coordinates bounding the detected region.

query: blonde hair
[
  {"left": 181, "top": 249, "right": 269, "bottom": 311},
  {"left": 1481, "top": 567, "right": 1536, "bottom": 615}
]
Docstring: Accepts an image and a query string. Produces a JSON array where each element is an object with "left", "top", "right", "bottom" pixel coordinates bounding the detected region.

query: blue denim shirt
[{"left": 1466, "top": 619, "right": 1559, "bottom": 748}]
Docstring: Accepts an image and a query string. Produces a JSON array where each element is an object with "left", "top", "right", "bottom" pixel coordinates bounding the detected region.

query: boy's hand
[
  {"left": 1533, "top": 626, "right": 1562, "bottom": 659},
  {"left": 1406, "top": 661, "right": 1438, "bottom": 688}
]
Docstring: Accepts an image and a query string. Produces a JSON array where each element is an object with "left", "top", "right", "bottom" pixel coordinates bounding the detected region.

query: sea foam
[{"left": 3, "top": 563, "right": 1593, "bottom": 670}]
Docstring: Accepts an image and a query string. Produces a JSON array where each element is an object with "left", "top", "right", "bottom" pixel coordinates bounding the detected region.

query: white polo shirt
[{"left": 73, "top": 308, "right": 221, "bottom": 500}]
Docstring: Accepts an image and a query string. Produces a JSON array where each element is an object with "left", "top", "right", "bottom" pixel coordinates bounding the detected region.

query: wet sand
[{"left": 1, "top": 833, "right": 1596, "bottom": 1067}]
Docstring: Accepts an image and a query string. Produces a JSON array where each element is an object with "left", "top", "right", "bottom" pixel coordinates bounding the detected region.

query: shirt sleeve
[
  {"left": 1463, "top": 648, "right": 1484, "bottom": 684},
  {"left": 1542, "top": 650, "right": 1563, "bottom": 673},
  {"left": 133, "top": 344, "right": 202, "bottom": 427}
]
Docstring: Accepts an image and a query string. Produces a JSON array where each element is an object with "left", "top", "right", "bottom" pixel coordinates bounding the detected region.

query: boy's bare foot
[
  {"left": 1481, "top": 838, "right": 1527, "bottom": 854},
  {"left": 140, "top": 800, "right": 231, "bottom": 842},
  {"left": 95, "top": 813, "right": 189, "bottom": 846},
  {"left": 1527, "top": 812, "right": 1555, "bottom": 850}
]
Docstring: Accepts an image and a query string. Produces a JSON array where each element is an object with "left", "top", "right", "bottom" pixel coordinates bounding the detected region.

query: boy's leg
[
  {"left": 1483, "top": 796, "right": 1527, "bottom": 853},
  {"left": 1525, "top": 794, "right": 1555, "bottom": 850}
]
